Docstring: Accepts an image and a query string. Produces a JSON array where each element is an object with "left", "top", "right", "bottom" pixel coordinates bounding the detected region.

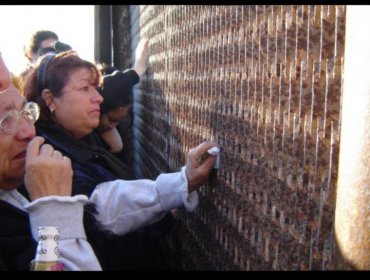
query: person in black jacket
[{"left": 96, "top": 38, "right": 149, "bottom": 155}]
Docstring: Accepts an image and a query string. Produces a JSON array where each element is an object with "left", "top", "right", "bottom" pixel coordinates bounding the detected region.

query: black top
[{"left": 0, "top": 200, "right": 36, "bottom": 270}]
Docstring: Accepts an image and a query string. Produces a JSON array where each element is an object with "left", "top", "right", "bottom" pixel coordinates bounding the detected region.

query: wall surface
[{"left": 120, "top": 5, "right": 346, "bottom": 270}]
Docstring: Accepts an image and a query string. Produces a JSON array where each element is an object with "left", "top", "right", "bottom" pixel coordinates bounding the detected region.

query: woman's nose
[
  {"left": 0, "top": 53, "right": 11, "bottom": 93},
  {"left": 93, "top": 88, "right": 104, "bottom": 104}
]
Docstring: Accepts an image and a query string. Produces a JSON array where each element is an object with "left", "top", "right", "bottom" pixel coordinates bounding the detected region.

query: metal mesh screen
[{"left": 128, "top": 5, "right": 345, "bottom": 270}]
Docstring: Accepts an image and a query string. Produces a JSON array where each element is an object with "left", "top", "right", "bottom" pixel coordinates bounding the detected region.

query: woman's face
[
  {"left": 0, "top": 88, "right": 36, "bottom": 190},
  {"left": 51, "top": 67, "right": 103, "bottom": 139}
]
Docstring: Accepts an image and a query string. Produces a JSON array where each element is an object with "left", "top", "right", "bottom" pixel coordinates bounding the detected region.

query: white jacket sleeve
[
  {"left": 24, "top": 195, "right": 102, "bottom": 271},
  {"left": 89, "top": 166, "right": 199, "bottom": 235}
]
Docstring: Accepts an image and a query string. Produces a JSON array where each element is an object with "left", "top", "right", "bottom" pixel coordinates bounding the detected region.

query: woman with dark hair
[
  {"left": 23, "top": 30, "right": 148, "bottom": 158},
  {"left": 23, "top": 50, "right": 218, "bottom": 270}
]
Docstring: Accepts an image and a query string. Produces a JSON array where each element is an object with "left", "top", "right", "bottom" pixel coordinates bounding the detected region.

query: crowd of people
[{"left": 0, "top": 30, "right": 219, "bottom": 270}]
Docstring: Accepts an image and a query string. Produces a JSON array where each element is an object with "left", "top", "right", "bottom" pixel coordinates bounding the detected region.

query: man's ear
[{"left": 41, "top": 89, "right": 54, "bottom": 107}]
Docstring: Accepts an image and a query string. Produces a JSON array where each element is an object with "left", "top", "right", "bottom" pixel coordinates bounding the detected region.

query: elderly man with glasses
[{"left": 0, "top": 52, "right": 99, "bottom": 270}]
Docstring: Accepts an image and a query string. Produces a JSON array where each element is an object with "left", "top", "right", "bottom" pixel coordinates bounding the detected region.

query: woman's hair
[
  {"left": 24, "top": 30, "right": 59, "bottom": 63},
  {"left": 24, "top": 51, "right": 102, "bottom": 123}
]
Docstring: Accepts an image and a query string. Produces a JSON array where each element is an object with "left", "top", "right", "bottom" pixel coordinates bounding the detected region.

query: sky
[{"left": 0, "top": 5, "right": 95, "bottom": 75}]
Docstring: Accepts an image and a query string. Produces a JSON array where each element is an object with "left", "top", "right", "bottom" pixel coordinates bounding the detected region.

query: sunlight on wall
[{"left": 0, "top": 5, "right": 95, "bottom": 75}]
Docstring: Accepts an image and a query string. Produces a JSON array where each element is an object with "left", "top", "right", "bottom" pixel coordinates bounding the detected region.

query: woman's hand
[
  {"left": 133, "top": 38, "right": 149, "bottom": 77},
  {"left": 185, "top": 141, "right": 218, "bottom": 193}
]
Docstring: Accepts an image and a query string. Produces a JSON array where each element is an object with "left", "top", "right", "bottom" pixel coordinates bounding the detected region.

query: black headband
[{"left": 37, "top": 53, "right": 56, "bottom": 93}]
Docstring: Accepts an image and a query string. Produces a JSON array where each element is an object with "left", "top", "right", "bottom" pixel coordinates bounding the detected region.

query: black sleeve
[{"left": 121, "top": 69, "right": 140, "bottom": 87}]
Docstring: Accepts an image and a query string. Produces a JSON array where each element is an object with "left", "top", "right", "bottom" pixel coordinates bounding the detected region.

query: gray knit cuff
[{"left": 24, "top": 195, "right": 88, "bottom": 241}]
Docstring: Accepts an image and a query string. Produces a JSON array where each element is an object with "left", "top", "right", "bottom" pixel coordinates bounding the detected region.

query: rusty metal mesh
[{"left": 129, "top": 5, "right": 345, "bottom": 270}]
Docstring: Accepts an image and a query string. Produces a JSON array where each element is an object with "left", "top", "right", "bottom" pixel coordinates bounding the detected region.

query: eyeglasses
[
  {"left": 37, "top": 41, "right": 72, "bottom": 57},
  {"left": 37, "top": 47, "right": 57, "bottom": 57},
  {"left": 0, "top": 102, "right": 40, "bottom": 135}
]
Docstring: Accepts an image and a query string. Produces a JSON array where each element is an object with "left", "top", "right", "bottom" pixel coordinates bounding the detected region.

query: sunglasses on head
[{"left": 37, "top": 41, "right": 72, "bottom": 57}]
